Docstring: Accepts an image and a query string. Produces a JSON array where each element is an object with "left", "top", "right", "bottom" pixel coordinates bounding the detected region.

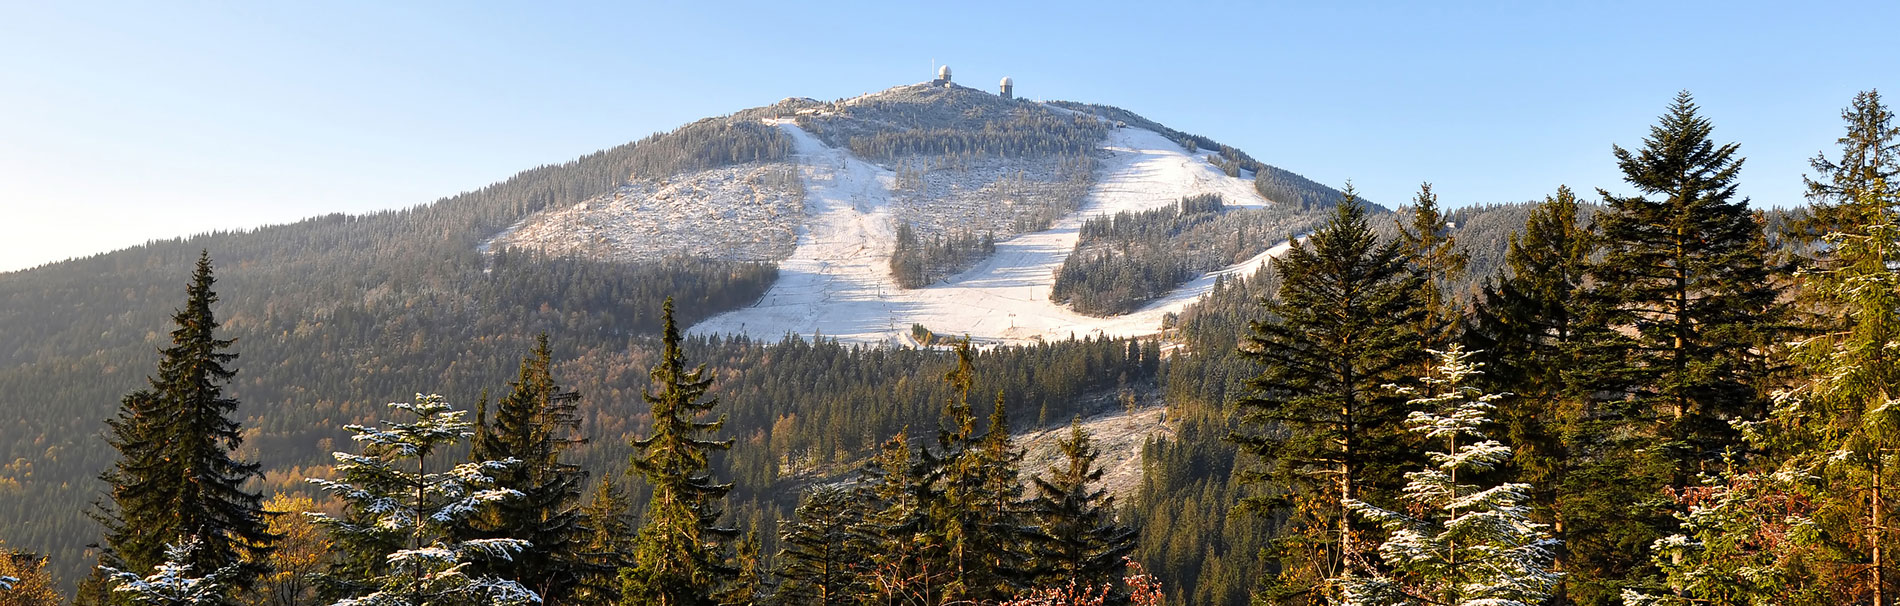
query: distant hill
[{"left": 0, "top": 75, "right": 1355, "bottom": 593}]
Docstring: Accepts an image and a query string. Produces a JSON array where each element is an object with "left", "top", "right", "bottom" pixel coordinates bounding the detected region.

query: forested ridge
[{"left": 6, "top": 87, "right": 1899, "bottom": 606}]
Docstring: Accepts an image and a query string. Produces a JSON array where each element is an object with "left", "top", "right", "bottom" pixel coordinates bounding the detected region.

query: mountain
[{"left": 0, "top": 75, "right": 1351, "bottom": 592}]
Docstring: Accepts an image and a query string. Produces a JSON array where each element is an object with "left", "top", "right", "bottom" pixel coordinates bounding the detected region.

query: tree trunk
[{"left": 1877, "top": 461, "right": 1886, "bottom": 606}]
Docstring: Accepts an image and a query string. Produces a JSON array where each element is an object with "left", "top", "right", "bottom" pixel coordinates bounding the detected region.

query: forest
[
  {"left": 2, "top": 87, "right": 1898, "bottom": 606},
  {"left": 888, "top": 223, "right": 997, "bottom": 288},
  {"left": 1050, "top": 194, "right": 1318, "bottom": 316}
]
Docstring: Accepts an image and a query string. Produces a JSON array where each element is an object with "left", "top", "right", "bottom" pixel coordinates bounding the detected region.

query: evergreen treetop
[
  {"left": 1025, "top": 420, "right": 1138, "bottom": 604},
  {"left": 305, "top": 394, "right": 539, "bottom": 606},
  {"left": 465, "top": 334, "right": 591, "bottom": 605},
  {"left": 1590, "top": 90, "right": 1781, "bottom": 483},
  {"left": 1236, "top": 188, "right": 1430, "bottom": 605},
  {"left": 1338, "top": 346, "right": 1559, "bottom": 606},
  {"left": 93, "top": 251, "right": 273, "bottom": 589},
  {"left": 622, "top": 297, "right": 737, "bottom": 606}
]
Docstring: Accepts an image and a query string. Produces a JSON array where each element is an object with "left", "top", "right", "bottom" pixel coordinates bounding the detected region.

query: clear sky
[{"left": 1, "top": 1, "right": 1894, "bottom": 272}]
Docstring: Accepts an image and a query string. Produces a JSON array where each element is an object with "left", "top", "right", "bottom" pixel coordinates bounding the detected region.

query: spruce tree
[
  {"left": 102, "top": 540, "right": 239, "bottom": 606},
  {"left": 621, "top": 297, "right": 738, "bottom": 606},
  {"left": 1025, "top": 421, "right": 1138, "bottom": 603},
  {"left": 1794, "top": 89, "right": 1900, "bottom": 248},
  {"left": 1588, "top": 91, "right": 1782, "bottom": 486},
  {"left": 1767, "top": 90, "right": 1900, "bottom": 605},
  {"left": 93, "top": 252, "right": 274, "bottom": 587},
  {"left": 971, "top": 391, "right": 1032, "bottom": 598},
  {"left": 1465, "top": 186, "right": 1596, "bottom": 591},
  {"left": 919, "top": 340, "right": 1011, "bottom": 604},
  {"left": 771, "top": 485, "right": 865, "bottom": 606},
  {"left": 465, "top": 334, "right": 591, "bottom": 604},
  {"left": 1235, "top": 189, "right": 1429, "bottom": 605},
  {"left": 851, "top": 432, "right": 938, "bottom": 606},
  {"left": 1397, "top": 182, "right": 1469, "bottom": 347},
  {"left": 572, "top": 477, "right": 637, "bottom": 606},
  {"left": 305, "top": 394, "right": 538, "bottom": 606}
]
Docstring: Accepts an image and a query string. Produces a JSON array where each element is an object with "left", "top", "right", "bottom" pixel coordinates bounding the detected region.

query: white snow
[{"left": 688, "top": 122, "right": 1293, "bottom": 345}]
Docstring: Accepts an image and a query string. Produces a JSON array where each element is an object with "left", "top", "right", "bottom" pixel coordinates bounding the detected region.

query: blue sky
[{"left": 1, "top": 1, "right": 1894, "bottom": 272}]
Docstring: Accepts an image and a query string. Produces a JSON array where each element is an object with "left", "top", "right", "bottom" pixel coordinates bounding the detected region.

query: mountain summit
[{"left": 486, "top": 75, "right": 1348, "bottom": 345}]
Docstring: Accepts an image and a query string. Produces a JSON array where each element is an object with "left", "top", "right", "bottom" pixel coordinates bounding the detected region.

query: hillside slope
[
  {"left": 690, "top": 120, "right": 1326, "bottom": 344},
  {"left": 0, "top": 78, "right": 1350, "bottom": 592}
]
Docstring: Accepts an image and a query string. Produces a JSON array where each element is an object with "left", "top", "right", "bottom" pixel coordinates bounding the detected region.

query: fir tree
[
  {"left": 920, "top": 340, "right": 1012, "bottom": 604},
  {"left": 722, "top": 530, "right": 764, "bottom": 606},
  {"left": 1025, "top": 421, "right": 1138, "bottom": 604},
  {"left": 92, "top": 252, "right": 274, "bottom": 587},
  {"left": 1235, "top": 189, "right": 1429, "bottom": 605},
  {"left": 621, "top": 297, "right": 738, "bottom": 606},
  {"left": 1620, "top": 468, "right": 1830, "bottom": 606},
  {"left": 771, "top": 485, "right": 864, "bottom": 606},
  {"left": 102, "top": 539, "right": 239, "bottom": 606},
  {"left": 973, "top": 391, "right": 1033, "bottom": 598},
  {"left": 1794, "top": 89, "right": 1900, "bottom": 249},
  {"left": 1589, "top": 91, "right": 1782, "bottom": 485},
  {"left": 305, "top": 394, "right": 539, "bottom": 606},
  {"left": 1337, "top": 346, "right": 1559, "bottom": 606},
  {"left": 465, "top": 334, "right": 591, "bottom": 605}
]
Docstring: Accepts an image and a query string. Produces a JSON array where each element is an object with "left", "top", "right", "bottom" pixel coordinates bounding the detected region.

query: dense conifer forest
[
  {"left": 1050, "top": 194, "right": 1317, "bottom": 316},
  {"left": 4, "top": 88, "right": 1898, "bottom": 606}
]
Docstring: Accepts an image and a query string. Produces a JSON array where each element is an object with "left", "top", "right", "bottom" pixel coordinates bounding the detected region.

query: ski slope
[{"left": 688, "top": 120, "right": 1293, "bottom": 345}]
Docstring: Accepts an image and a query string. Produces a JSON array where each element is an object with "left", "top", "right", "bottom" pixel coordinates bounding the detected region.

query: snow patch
[{"left": 690, "top": 124, "right": 1293, "bottom": 345}]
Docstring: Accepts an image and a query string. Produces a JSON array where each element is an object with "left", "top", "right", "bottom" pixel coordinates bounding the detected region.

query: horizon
[{"left": 2, "top": 1, "right": 1895, "bottom": 272}]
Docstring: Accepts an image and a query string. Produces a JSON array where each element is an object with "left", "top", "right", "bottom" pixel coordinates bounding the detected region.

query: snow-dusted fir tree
[
  {"left": 1338, "top": 346, "right": 1559, "bottom": 606},
  {"left": 101, "top": 538, "right": 237, "bottom": 606},
  {"left": 306, "top": 394, "right": 539, "bottom": 606}
]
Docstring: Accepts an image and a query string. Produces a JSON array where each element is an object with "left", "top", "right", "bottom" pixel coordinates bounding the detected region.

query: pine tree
[
  {"left": 92, "top": 252, "right": 274, "bottom": 586},
  {"left": 1589, "top": 91, "right": 1782, "bottom": 486},
  {"left": 1025, "top": 421, "right": 1138, "bottom": 604},
  {"left": 305, "top": 394, "right": 538, "bottom": 606},
  {"left": 465, "top": 334, "right": 591, "bottom": 604},
  {"left": 622, "top": 297, "right": 738, "bottom": 606},
  {"left": 1336, "top": 346, "right": 1559, "bottom": 606},
  {"left": 572, "top": 477, "right": 637, "bottom": 606},
  {"left": 1235, "top": 189, "right": 1430, "bottom": 605},
  {"left": 771, "top": 485, "right": 864, "bottom": 606}
]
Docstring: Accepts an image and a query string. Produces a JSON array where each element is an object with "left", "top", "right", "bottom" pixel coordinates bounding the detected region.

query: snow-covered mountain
[{"left": 485, "top": 78, "right": 1345, "bottom": 346}]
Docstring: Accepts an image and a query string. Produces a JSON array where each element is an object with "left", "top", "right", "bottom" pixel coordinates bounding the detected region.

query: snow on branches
[
  {"left": 304, "top": 394, "right": 539, "bottom": 606},
  {"left": 1337, "top": 346, "right": 1559, "bottom": 606}
]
